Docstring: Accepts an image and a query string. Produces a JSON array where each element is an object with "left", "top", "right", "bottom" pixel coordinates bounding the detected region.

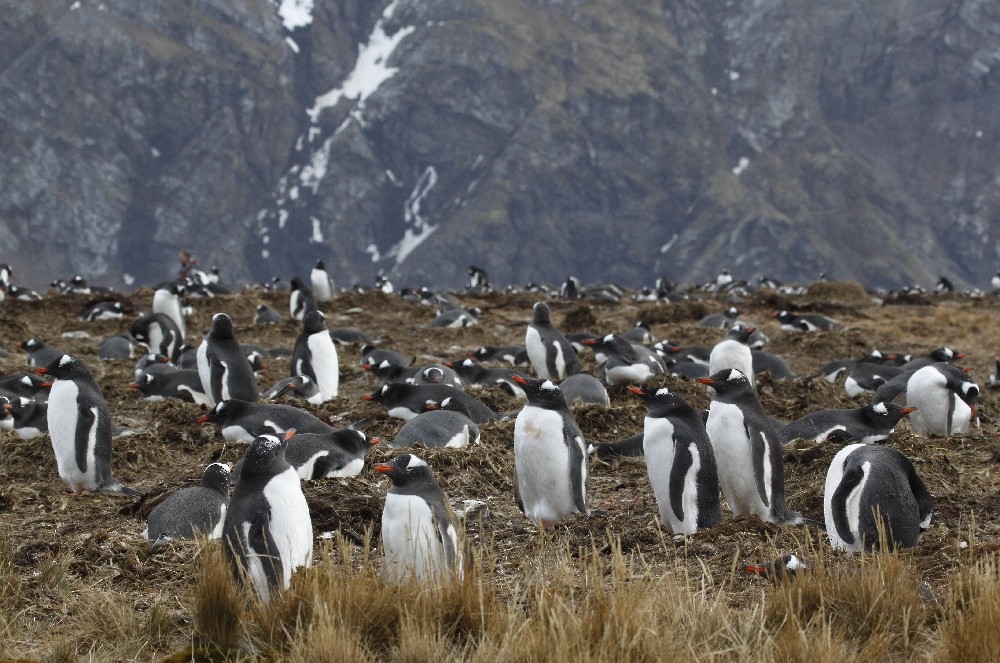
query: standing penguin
[
  {"left": 289, "top": 276, "right": 318, "bottom": 321},
  {"left": 904, "top": 363, "right": 979, "bottom": 436},
  {"left": 524, "top": 302, "right": 580, "bottom": 381},
  {"left": 708, "top": 324, "right": 757, "bottom": 391},
  {"left": 375, "top": 454, "right": 463, "bottom": 584},
  {"left": 153, "top": 282, "right": 186, "bottom": 340},
  {"left": 197, "top": 313, "right": 259, "bottom": 406},
  {"left": 511, "top": 374, "right": 588, "bottom": 528},
  {"left": 34, "top": 355, "right": 141, "bottom": 496},
  {"left": 824, "top": 444, "right": 933, "bottom": 552},
  {"left": 290, "top": 310, "right": 339, "bottom": 403},
  {"left": 222, "top": 431, "right": 312, "bottom": 603},
  {"left": 630, "top": 385, "right": 722, "bottom": 535},
  {"left": 143, "top": 462, "right": 232, "bottom": 543},
  {"left": 697, "top": 369, "right": 800, "bottom": 524},
  {"left": 310, "top": 260, "right": 335, "bottom": 303}
]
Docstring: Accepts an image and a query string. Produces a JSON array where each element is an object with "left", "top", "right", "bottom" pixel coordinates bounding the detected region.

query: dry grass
[{"left": 2, "top": 284, "right": 1000, "bottom": 660}]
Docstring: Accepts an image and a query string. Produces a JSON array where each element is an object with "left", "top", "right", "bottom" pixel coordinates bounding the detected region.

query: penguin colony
[{"left": 0, "top": 263, "right": 996, "bottom": 607}]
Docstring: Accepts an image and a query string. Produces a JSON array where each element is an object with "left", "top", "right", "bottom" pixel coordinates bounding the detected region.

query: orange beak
[
  {"left": 511, "top": 374, "right": 528, "bottom": 386},
  {"left": 284, "top": 428, "right": 296, "bottom": 441},
  {"left": 899, "top": 406, "right": 917, "bottom": 414},
  {"left": 373, "top": 463, "right": 393, "bottom": 473},
  {"left": 627, "top": 385, "right": 644, "bottom": 396},
  {"left": 127, "top": 382, "right": 140, "bottom": 389},
  {"left": 696, "top": 377, "right": 716, "bottom": 386},
  {"left": 196, "top": 414, "right": 210, "bottom": 423},
  {"left": 33, "top": 367, "right": 49, "bottom": 375}
]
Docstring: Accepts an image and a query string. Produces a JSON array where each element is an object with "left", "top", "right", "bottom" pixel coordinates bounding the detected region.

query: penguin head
[
  {"left": 314, "top": 259, "right": 326, "bottom": 270},
  {"left": 302, "top": 309, "right": 327, "bottom": 333},
  {"left": 201, "top": 462, "right": 234, "bottom": 494},
  {"left": 374, "top": 454, "right": 433, "bottom": 487},
  {"left": 512, "top": 374, "right": 567, "bottom": 409},
  {"left": 724, "top": 324, "right": 756, "bottom": 344},
  {"left": 240, "top": 430, "right": 294, "bottom": 479},
  {"left": 197, "top": 398, "right": 243, "bottom": 424},
  {"left": 628, "top": 385, "right": 692, "bottom": 416},
  {"left": 209, "top": 313, "right": 235, "bottom": 339},
  {"left": 865, "top": 402, "right": 916, "bottom": 426},
  {"left": 35, "top": 354, "right": 88, "bottom": 380},
  {"left": 17, "top": 338, "right": 42, "bottom": 351},
  {"left": 697, "top": 369, "right": 752, "bottom": 396},
  {"left": 531, "top": 302, "right": 551, "bottom": 324}
]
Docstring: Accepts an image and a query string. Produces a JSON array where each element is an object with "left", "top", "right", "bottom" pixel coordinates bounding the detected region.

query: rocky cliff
[{"left": 1, "top": 0, "right": 998, "bottom": 290}]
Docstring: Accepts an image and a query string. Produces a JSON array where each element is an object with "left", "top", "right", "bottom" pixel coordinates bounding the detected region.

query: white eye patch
[
  {"left": 406, "top": 455, "right": 428, "bottom": 469},
  {"left": 872, "top": 402, "right": 888, "bottom": 415}
]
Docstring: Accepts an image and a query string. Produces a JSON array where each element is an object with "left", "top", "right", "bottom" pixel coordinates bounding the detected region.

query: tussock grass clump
[
  {"left": 764, "top": 543, "right": 931, "bottom": 662},
  {"left": 933, "top": 554, "right": 1000, "bottom": 662},
  {"left": 194, "top": 542, "right": 243, "bottom": 649}
]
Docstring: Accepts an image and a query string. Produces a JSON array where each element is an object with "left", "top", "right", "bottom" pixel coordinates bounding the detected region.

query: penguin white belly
[
  {"left": 524, "top": 327, "right": 550, "bottom": 379},
  {"left": 906, "top": 370, "right": 951, "bottom": 434},
  {"left": 514, "top": 408, "right": 582, "bottom": 527},
  {"left": 48, "top": 381, "right": 98, "bottom": 492},
  {"left": 15, "top": 426, "right": 43, "bottom": 440},
  {"left": 705, "top": 402, "right": 767, "bottom": 518},
  {"left": 307, "top": 333, "right": 339, "bottom": 401},
  {"left": 643, "top": 418, "right": 697, "bottom": 534},
  {"left": 209, "top": 504, "right": 227, "bottom": 539},
  {"left": 311, "top": 271, "right": 332, "bottom": 302},
  {"left": 814, "top": 425, "right": 847, "bottom": 443},
  {"left": 382, "top": 493, "right": 447, "bottom": 583},
  {"left": 196, "top": 343, "right": 214, "bottom": 405},
  {"left": 221, "top": 425, "right": 255, "bottom": 443},
  {"left": 844, "top": 376, "right": 866, "bottom": 398},
  {"left": 708, "top": 342, "right": 754, "bottom": 388},
  {"left": 177, "top": 385, "right": 214, "bottom": 407},
  {"left": 386, "top": 406, "right": 418, "bottom": 421},
  {"left": 445, "top": 426, "right": 470, "bottom": 448},
  {"left": 329, "top": 457, "right": 364, "bottom": 478},
  {"left": 262, "top": 467, "right": 313, "bottom": 588},
  {"left": 605, "top": 363, "right": 655, "bottom": 386}
]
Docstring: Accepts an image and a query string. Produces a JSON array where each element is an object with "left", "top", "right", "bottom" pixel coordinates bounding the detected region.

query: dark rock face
[{"left": 1, "top": 0, "right": 998, "bottom": 290}]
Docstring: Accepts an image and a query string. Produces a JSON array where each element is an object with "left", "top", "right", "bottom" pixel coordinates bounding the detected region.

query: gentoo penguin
[
  {"left": 410, "top": 364, "right": 465, "bottom": 388},
  {"left": 254, "top": 304, "right": 281, "bottom": 325},
  {"left": 98, "top": 333, "right": 136, "bottom": 361},
  {"left": 289, "top": 310, "right": 339, "bottom": 403},
  {"left": 128, "top": 369, "right": 212, "bottom": 406},
  {"left": 197, "top": 398, "right": 334, "bottom": 443},
  {"left": 469, "top": 345, "right": 529, "bottom": 367},
  {"left": 197, "top": 313, "right": 259, "bottom": 406},
  {"left": 844, "top": 362, "right": 904, "bottom": 398},
  {"left": 390, "top": 398, "right": 481, "bottom": 448},
  {"left": 82, "top": 300, "right": 132, "bottom": 322},
  {"left": 375, "top": 454, "right": 463, "bottom": 584},
  {"left": 329, "top": 327, "right": 371, "bottom": 346},
  {"left": 698, "top": 307, "right": 740, "bottom": 329},
  {"left": 824, "top": 444, "right": 933, "bottom": 552},
  {"left": 0, "top": 372, "right": 50, "bottom": 401},
  {"left": 362, "top": 383, "right": 495, "bottom": 423},
  {"left": 143, "top": 462, "right": 232, "bottom": 543},
  {"left": 361, "top": 359, "right": 421, "bottom": 385},
  {"left": 524, "top": 302, "right": 581, "bottom": 381},
  {"left": 153, "top": 282, "right": 186, "bottom": 340},
  {"left": 620, "top": 321, "right": 654, "bottom": 345},
  {"left": 630, "top": 385, "right": 722, "bottom": 535},
  {"left": 262, "top": 375, "right": 322, "bottom": 405},
  {"left": 990, "top": 356, "right": 1000, "bottom": 388},
  {"left": 905, "top": 363, "right": 979, "bottom": 436},
  {"left": 819, "top": 350, "right": 898, "bottom": 384},
  {"left": 222, "top": 431, "right": 312, "bottom": 603},
  {"left": 773, "top": 310, "right": 838, "bottom": 332},
  {"left": 445, "top": 359, "right": 525, "bottom": 397},
  {"left": 468, "top": 265, "right": 490, "bottom": 290},
  {"left": 697, "top": 369, "right": 800, "bottom": 524},
  {"left": 511, "top": 374, "right": 588, "bottom": 528},
  {"left": 708, "top": 324, "right": 756, "bottom": 391},
  {"left": 288, "top": 276, "right": 318, "bottom": 321},
  {"left": 779, "top": 402, "right": 916, "bottom": 446},
  {"left": 310, "top": 259, "right": 335, "bottom": 303},
  {"left": 285, "top": 428, "right": 378, "bottom": 479},
  {"left": 751, "top": 350, "right": 795, "bottom": 379},
  {"left": 17, "top": 339, "right": 62, "bottom": 368},
  {"left": 993, "top": 271, "right": 1000, "bottom": 291},
  {"left": 653, "top": 341, "right": 711, "bottom": 366},
  {"left": 34, "top": 355, "right": 141, "bottom": 496},
  {"left": 900, "top": 347, "right": 968, "bottom": 372},
  {"left": 581, "top": 334, "right": 665, "bottom": 386},
  {"left": 4, "top": 397, "right": 48, "bottom": 439},
  {"left": 431, "top": 307, "right": 480, "bottom": 328},
  {"left": 130, "top": 313, "right": 183, "bottom": 362},
  {"left": 360, "top": 345, "right": 412, "bottom": 370},
  {"left": 133, "top": 353, "right": 173, "bottom": 379},
  {"left": 743, "top": 554, "right": 808, "bottom": 581},
  {"left": 556, "top": 372, "right": 610, "bottom": 409}
]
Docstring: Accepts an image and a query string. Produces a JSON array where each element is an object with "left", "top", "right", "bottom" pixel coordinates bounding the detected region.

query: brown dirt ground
[{"left": 2, "top": 282, "right": 1000, "bottom": 657}]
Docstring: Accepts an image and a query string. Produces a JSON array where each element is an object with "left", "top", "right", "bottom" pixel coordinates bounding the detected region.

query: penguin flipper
[
  {"left": 513, "top": 464, "right": 525, "bottom": 515},
  {"left": 904, "top": 460, "right": 934, "bottom": 530},
  {"left": 245, "top": 517, "right": 284, "bottom": 594},
  {"left": 831, "top": 464, "right": 865, "bottom": 545},
  {"left": 747, "top": 424, "right": 770, "bottom": 508},
  {"left": 668, "top": 436, "right": 694, "bottom": 523},
  {"left": 430, "top": 500, "right": 461, "bottom": 570},
  {"left": 74, "top": 405, "right": 98, "bottom": 473},
  {"left": 566, "top": 430, "right": 589, "bottom": 515}
]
